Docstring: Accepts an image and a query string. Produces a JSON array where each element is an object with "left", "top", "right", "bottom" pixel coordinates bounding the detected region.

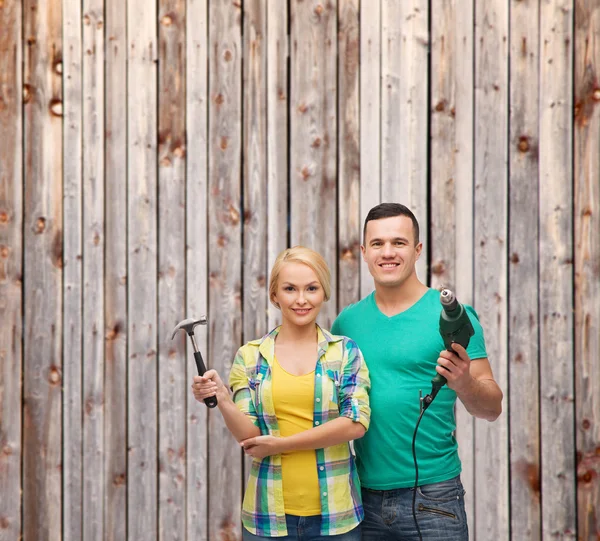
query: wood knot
[
  {"left": 83, "top": 14, "right": 91, "bottom": 25},
  {"left": 0, "top": 517, "right": 9, "bottom": 529},
  {"left": 113, "top": 473, "right": 126, "bottom": 486},
  {"left": 223, "top": 49, "right": 232, "bottom": 62},
  {"left": 435, "top": 100, "right": 445, "bottom": 112},
  {"left": 161, "top": 15, "right": 172, "bottom": 26},
  {"left": 220, "top": 136, "right": 228, "bottom": 150},
  {"left": 3, "top": 445, "right": 12, "bottom": 456},
  {"left": 518, "top": 136, "right": 529, "bottom": 153},
  {"left": 300, "top": 166, "right": 311, "bottom": 180},
  {"left": 48, "top": 366, "right": 61, "bottom": 385},
  {"left": 341, "top": 248, "right": 355, "bottom": 261},
  {"left": 311, "top": 137, "right": 321, "bottom": 148},
  {"left": 35, "top": 217, "right": 46, "bottom": 234},
  {"left": 0, "top": 245, "right": 9, "bottom": 258},
  {"left": 23, "top": 84, "right": 32, "bottom": 103},
  {"left": 582, "top": 419, "right": 591, "bottom": 430},
  {"left": 0, "top": 211, "right": 8, "bottom": 224},
  {"left": 297, "top": 102, "right": 308, "bottom": 114},
  {"left": 593, "top": 88, "right": 600, "bottom": 101},
  {"left": 431, "top": 260, "right": 446, "bottom": 275},
  {"left": 54, "top": 60, "right": 63, "bottom": 74},
  {"left": 314, "top": 4, "right": 324, "bottom": 16},
  {"left": 49, "top": 99, "right": 63, "bottom": 117},
  {"left": 214, "top": 93, "right": 224, "bottom": 105},
  {"left": 510, "top": 252, "right": 520, "bottom": 264}
]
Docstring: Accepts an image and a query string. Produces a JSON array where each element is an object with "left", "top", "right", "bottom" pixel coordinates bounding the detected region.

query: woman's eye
[
  {"left": 308, "top": 286, "right": 319, "bottom": 292},
  {"left": 284, "top": 286, "right": 294, "bottom": 291}
]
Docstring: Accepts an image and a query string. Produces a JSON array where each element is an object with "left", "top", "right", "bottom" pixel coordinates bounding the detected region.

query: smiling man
[{"left": 331, "top": 203, "right": 503, "bottom": 541}]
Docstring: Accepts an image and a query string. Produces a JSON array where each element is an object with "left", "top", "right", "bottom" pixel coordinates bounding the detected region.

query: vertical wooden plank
[
  {"left": 244, "top": 0, "right": 268, "bottom": 341},
  {"left": 127, "top": 0, "right": 158, "bottom": 535},
  {"left": 290, "top": 0, "right": 338, "bottom": 326},
  {"left": 0, "top": 1, "right": 23, "bottom": 538},
  {"left": 380, "top": 0, "right": 428, "bottom": 281},
  {"left": 359, "top": 0, "right": 380, "bottom": 297},
  {"left": 186, "top": 0, "right": 209, "bottom": 538},
  {"left": 338, "top": 0, "right": 360, "bottom": 312},
  {"left": 266, "top": 0, "right": 289, "bottom": 329},
  {"left": 157, "top": 0, "right": 187, "bottom": 538},
  {"left": 574, "top": 2, "right": 600, "bottom": 538},
  {"left": 82, "top": 1, "right": 105, "bottom": 540},
  {"left": 62, "top": 0, "right": 83, "bottom": 537},
  {"left": 429, "top": 0, "right": 476, "bottom": 533},
  {"left": 105, "top": 0, "right": 128, "bottom": 538},
  {"left": 473, "top": 0, "right": 509, "bottom": 539},
  {"left": 539, "top": 1, "right": 576, "bottom": 539},
  {"left": 208, "top": 1, "right": 243, "bottom": 538},
  {"left": 509, "top": 0, "right": 541, "bottom": 538},
  {"left": 22, "top": 0, "right": 63, "bottom": 539}
]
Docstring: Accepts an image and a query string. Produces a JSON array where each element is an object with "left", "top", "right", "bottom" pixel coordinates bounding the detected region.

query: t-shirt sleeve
[
  {"left": 465, "top": 305, "right": 488, "bottom": 360},
  {"left": 331, "top": 311, "right": 343, "bottom": 336}
]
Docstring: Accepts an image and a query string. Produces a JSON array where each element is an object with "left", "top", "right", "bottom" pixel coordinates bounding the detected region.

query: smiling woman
[{"left": 191, "top": 246, "right": 371, "bottom": 541}]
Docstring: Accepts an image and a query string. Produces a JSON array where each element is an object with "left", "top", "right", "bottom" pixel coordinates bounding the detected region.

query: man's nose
[{"left": 382, "top": 243, "right": 394, "bottom": 257}]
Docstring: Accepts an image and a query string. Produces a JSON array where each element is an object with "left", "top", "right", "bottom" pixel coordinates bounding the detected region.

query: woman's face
[{"left": 272, "top": 262, "right": 325, "bottom": 328}]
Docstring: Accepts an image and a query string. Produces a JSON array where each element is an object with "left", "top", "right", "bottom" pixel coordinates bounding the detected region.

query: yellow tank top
[{"left": 272, "top": 356, "right": 321, "bottom": 516}]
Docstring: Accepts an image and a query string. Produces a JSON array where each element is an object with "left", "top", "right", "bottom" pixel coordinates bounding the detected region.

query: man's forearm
[{"left": 456, "top": 377, "right": 503, "bottom": 421}]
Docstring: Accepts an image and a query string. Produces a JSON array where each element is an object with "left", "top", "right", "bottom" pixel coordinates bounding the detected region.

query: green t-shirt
[{"left": 331, "top": 288, "right": 487, "bottom": 489}]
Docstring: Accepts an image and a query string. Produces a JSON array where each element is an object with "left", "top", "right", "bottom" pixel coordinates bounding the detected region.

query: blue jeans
[
  {"left": 361, "top": 475, "right": 468, "bottom": 541},
  {"left": 242, "top": 515, "right": 362, "bottom": 540}
]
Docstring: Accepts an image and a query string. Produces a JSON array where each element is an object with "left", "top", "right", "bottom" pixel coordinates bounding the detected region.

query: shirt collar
[{"left": 257, "top": 324, "right": 342, "bottom": 364}]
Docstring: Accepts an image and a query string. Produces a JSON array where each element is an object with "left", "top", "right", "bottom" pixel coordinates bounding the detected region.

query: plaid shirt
[{"left": 229, "top": 325, "right": 371, "bottom": 537}]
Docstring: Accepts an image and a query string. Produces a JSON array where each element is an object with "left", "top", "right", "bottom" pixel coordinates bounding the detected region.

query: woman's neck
[{"left": 276, "top": 322, "right": 319, "bottom": 344}]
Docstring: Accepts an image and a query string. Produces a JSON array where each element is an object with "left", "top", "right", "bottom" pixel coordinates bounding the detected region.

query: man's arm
[{"left": 436, "top": 343, "right": 503, "bottom": 421}]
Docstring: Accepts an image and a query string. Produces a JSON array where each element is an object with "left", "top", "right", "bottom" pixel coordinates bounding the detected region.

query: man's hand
[
  {"left": 435, "top": 343, "right": 474, "bottom": 393},
  {"left": 241, "top": 435, "right": 284, "bottom": 459}
]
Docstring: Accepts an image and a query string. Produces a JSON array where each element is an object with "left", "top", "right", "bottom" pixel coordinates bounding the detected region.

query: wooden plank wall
[{"left": 0, "top": 1, "right": 599, "bottom": 540}]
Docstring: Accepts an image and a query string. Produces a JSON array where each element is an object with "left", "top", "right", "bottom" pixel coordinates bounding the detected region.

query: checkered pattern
[{"left": 229, "top": 325, "right": 371, "bottom": 537}]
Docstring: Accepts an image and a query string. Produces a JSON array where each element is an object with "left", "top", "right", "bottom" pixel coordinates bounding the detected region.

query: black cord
[{"left": 412, "top": 407, "right": 426, "bottom": 541}]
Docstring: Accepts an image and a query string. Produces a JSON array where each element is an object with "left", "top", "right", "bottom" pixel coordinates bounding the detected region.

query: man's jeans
[
  {"left": 242, "top": 515, "right": 361, "bottom": 541},
  {"left": 361, "top": 475, "right": 468, "bottom": 541}
]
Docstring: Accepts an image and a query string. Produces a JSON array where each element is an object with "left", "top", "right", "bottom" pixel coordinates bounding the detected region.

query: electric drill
[{"left": 422, "top": 288, "right": 475, "bottom": 410}]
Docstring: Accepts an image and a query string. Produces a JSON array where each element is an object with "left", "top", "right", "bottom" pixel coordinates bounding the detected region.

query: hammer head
[{"left": 170, "top": 317, "right": 208, "bottom": 340}]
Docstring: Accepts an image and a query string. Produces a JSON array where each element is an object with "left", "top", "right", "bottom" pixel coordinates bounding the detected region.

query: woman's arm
[
  {"left": 192, "top": 370, "right": 260, "bottom": 441},
  {"left": 241, "top": 417, "right": 365, "bottom": 459}
]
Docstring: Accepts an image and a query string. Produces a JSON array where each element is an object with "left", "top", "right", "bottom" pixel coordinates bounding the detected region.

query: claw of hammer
[{"left": 170, "top": 316, "right": 207, "bottom": 341}]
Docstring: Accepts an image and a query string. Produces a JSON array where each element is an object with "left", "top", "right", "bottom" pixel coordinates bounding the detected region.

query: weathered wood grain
[
  {"left": 244, "top": 0, "right": 268, "bottom": 342},
  {"left": 82, "top": 2, "right": 105, "bottom": 540},
  {"left": 157, "top": 0, "right": 187, "bottom": 538},
  {"left": 381, "top": 0, "right": 428, "bottom": 281},
  {"left": 186, "top": 0, "right": 209, "bottom": 538},
  {"left": 359, "top": 0, "right": 380, "bottom": 297},
  {"left": 574, "top": 2, "right": 600, "bottom": 538},
  {"left": 473, "top": 1, "right": 509, "bottom": 539},
  {"left": 62, "top": 0, "right": 83, "bottom": 538},
  {"left": 23, "top": 0, "right": 63, "bottom": 539},
  {"left": 338, "top": 0, "right": 360, "bottom": 312},
  {"left": 508, "top": 0, "right": 541, "bottom": 538},
  {"left": 429, "top": 0, "right": 476, "bottom": 533},
  {"left": 0, "top": 1, "right": 23, "bottom": 539},
  {"left": 208, "top": 1, "right": 243, "bottom": 538},
  {"left": 104, "top": 0, "right": 128, "bottom": 538},
  {"left": 290, "top": 0, "right": 338, "bottom": 326},
  {"left": 539, "top": 1, "right": 576, "bottom": 539},
  {"left": 266, "top": 0, "right": 289, "bottom": 329},
  {"left": 127, "top": 0, "right": 158, "bottom": 536}
]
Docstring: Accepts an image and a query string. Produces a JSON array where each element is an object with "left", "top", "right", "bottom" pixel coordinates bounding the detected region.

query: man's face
[{"left": 361, "top": 215, "right": 422, "bottom": 288}]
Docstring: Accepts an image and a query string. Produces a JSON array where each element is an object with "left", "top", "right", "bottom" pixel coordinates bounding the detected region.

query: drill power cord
[{"left": 412, "top": 382, "right": 444, "bottom": 541}]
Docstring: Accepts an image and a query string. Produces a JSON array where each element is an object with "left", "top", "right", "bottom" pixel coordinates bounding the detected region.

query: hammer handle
[{"left": 194, "top": 351, "right": 218, "bottom": 408}]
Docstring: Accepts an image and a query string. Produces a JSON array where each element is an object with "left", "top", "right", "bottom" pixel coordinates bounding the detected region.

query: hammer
[{"left": 171, "top": 317, "right": 217, "bottom": 408}]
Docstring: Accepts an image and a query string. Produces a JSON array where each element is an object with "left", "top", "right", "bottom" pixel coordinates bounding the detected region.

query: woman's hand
[
  {"left": 191, "top": 369, "right": 229, "bottom": 403},
  {"left": 241, "top": 435, "right": 284, "bottom": 459}
]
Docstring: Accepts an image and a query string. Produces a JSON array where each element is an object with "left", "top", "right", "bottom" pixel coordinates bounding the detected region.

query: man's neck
[{"left": 373, "top": 276, "right": 429, "bottom": 317}]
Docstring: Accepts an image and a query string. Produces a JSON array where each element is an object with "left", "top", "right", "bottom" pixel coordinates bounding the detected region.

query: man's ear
[
  {"left": 415, "top": 242, "right": 423, "bottom": 260},
  {"left": 360, "top": 244, "right": 367, "bottom": 262}
]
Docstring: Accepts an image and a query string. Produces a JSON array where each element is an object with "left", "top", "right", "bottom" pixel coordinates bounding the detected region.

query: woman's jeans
[
  {"left": 242, "top": 515, "right": 362, "bottom": 541},
  {"left": 361, "top": 475, "right": 468, "bottom": 541}
]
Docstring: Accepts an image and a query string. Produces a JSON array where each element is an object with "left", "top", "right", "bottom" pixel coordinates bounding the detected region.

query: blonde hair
[{"left": 269, "top": 246, "right": 331, "bottom": 308}]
